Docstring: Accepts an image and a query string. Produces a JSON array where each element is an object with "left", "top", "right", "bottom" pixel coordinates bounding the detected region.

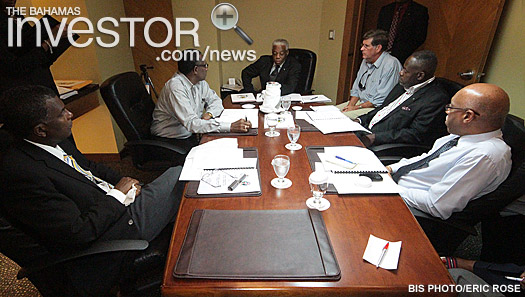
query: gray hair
[{"left": 272, "top": 39, "right": 289, "bottom": 50}]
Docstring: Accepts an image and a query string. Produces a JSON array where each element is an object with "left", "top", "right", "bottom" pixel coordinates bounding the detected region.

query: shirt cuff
[
  {"left": 107, "top": 189, "right": 127, "bottom": 204},
  {"left": 220, "top": 121, "right": 231, "bottom": 133}
]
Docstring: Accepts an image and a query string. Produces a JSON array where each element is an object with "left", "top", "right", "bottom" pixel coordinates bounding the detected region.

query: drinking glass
[
  {"left": 306, "top": 171, "right": 330, "bottom": 211},
  {"left": 265, "top": 113, "right": 280, "bottom": 137},
  {"left": 271, "top": 155, "right": 292, "bottom": 189},
  {"left": 285, "top": 124, "right": 302, "bottom": 151},
  {"left": 281, "top": 97, "right": 291, "bottom": 115}
]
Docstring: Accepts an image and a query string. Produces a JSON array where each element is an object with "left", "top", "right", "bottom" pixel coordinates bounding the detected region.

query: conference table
[{"left": 162, "top": 98, "right": 455, "bottom": 296}]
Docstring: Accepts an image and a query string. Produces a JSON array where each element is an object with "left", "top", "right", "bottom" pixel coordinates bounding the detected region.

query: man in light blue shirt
[{"left": 337, "top": 30, "right": 402, "bottom": 119}]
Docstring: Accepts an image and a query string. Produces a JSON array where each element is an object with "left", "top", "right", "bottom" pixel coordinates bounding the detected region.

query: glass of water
[
  {"left": 306, "top": 171, "right": 330, "bottom": 211},
  {"left": 281, "top": 97, "right": 291, "bottom": 115},
  {"left": 271, "top": 155, "right": 292, "bottom": 189},
  {"left": 265, "top": 113, "right": 280, "bottom": 137},
  {"left": 285, "top": 124, "right": 302, "bottom": 151}
]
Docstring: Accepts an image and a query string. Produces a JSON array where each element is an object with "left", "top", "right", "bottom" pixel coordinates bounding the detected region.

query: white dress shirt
[
  {"left": 390, "top": 130, "right": 511, "bottom": 219},
  {"left": 150, "top": 72, "right": 229, "bottom": 139},
  {"left": 368, "top": 77, "right": 435, "bottom": 128},
  {"left": 24, "top": 139, "right": 130, "bottom": 205}
]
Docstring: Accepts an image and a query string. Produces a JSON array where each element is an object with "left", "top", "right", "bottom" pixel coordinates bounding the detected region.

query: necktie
[
  {"left": 269, "top": 65, "right": 280, "bottom": 81},
  {"left": 392, "top": 137, "right": 460, "bottom": 183},
  {"left": 63, "top": 155, "right": 114, "bottom": 191},
  {"left": 387, "top": 5, "right": 404, "bottom": 51}
]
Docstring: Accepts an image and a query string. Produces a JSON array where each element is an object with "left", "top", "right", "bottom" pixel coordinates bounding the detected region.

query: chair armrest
[
  {"left": 369, "top": 143, "right": 430, "bottom": 158},
  {"left": 410, "top": 207, "right": 477, "bottom": 236},
  {"left": 125, "top": 140, "right": 189, "bottom": 155},
  {"left": 378, "top": 156, "right": 403, "bottom": 166},
  {"left": 17, "top": 240, "right": 148, "bottom": 279}
]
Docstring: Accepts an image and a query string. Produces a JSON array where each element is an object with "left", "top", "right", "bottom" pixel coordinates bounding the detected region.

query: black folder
[
  {"left": 174, "top": 209, "right": 341, "bottom": 280},
  {"left": 207, "top": 127, "right": 258, "bottom": 136},
  {"left": 184, "top": 147, "right": 262, "bottom": 198}
]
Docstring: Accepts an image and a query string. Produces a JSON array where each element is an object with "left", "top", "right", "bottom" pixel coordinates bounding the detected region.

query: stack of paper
[
  {"left": 221, "top": 84, "right": 243, "bottom": 92},
  {"left": 280, "top": 93, "right": 302, "bottom": 102},
  {"left": 217, "top": 109, "right": 259, "bottom": 128},
  {"left": 231, "top": 93, "right": 256, "bottom": 103},
  {"left": 56, "top": 86, "right": 78, "bottom": 100},
  {"left": 295, "top": 109, "right": 370, "bottom": 134},
  {"left": 179, "top": 139, "right": 261, "bottom": 195},
  {"left": 55, "top": 79, "right": 92, "bottom": 90},
  {"left": 316, "top": 146, "right": 399, "bottom": 194}
]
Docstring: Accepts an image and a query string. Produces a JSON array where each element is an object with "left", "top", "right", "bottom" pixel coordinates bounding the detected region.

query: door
[{"left": 337, "top": 0, "right": 505, "bottom": 103}]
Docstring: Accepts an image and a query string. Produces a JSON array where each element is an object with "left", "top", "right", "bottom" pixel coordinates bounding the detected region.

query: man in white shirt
[
  {"left": 151, "top": 49, "right": 251, "bottom": 149},
  {"left": 387, "top": 83, "right": 512, "bottom": 220},
  {"left": 336, "top": 29, "right": 402, "bottom": 119}
]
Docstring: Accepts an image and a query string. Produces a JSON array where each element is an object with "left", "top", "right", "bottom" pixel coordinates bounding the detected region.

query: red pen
[{"left": 376, "top": 242, "right": 389, "bottom": 268}]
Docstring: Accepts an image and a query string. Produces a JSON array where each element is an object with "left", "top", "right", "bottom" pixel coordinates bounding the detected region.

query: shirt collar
[
  {"left": 24, "top": 139, "right": 66, "bottom": 160},
  {"left": 454, "top": 129, "right": 504, "bottom": 145},
  {"left": 178, "top": 72, "right": 198, "bottom": 89},
  {"left": 369, "top": 51, "right": 388, "bottom": 69},
  {"left": 404, "top": 76, "right": 435, "bottom": 95}
]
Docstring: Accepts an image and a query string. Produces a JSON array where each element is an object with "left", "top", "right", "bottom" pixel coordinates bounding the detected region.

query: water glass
[
  {"left": 281, "top": 97, "right": 291, "bottom": 114},
  {"left": 306, "top": 171, "right": 330, "bottom": 211},
  {"left": 271, "top": 155, "right": 292, "bottom": 189},
  {"left": 265, "top": 113, "right": 280, "bottom": 137},
  {"left": 286, "top": 124, "right": 302, "bottom": 151}
]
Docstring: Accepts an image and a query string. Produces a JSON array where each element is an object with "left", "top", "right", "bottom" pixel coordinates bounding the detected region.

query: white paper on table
[
  {"left": 256, "top": 93, "right": 264, "bottom": 102},
  {"left": 305, "top": 111, "right": 371, "bottom": 134},
  {"left": 197, "top": 167, "right": 260, "bottom": 194},
  {"left": 300, "top": 95, "right": 332, "bottom": 103},
  {"left": 231, "top": 93, "right": 256, "bottom": 103},
  {"left": 180, "top": 139, "right": 241, "bottom": 180},
  {"left": 330, "top": 172, "right": 400, "bottom": 194},
  {"left": 281, "top": 93, "right": 302, "bottom": 102},
  {"left": 263, "top": 113, "right": 294, "bottom": 129},
  {"left": 310, "top": 105, "right": 340, "bottom": 112},
  {"left": 319, "top": 146, "right": 387, "bottom": 173},
  {"left": 217, "top": 109, "right": 259, "bottom": 128},
  {"left": 363, "top": 234, "right": 402, "bottom": 270}
]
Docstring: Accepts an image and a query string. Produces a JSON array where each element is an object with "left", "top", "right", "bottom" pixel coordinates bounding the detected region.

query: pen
[
  {"left": 505, "top": 276, "right": 524, "bottom": 282},
  {"left": 376, "top": 242, "right": 389, "bottom": 268},
  {"left": 336, "top": 155, "right": 357, "bottom": 165},
  {"left": 228, "top": 174, "right": 247, "bottom": 191},
  {"left": 308, "top": 96, "right": 318, "bottom": 101}
]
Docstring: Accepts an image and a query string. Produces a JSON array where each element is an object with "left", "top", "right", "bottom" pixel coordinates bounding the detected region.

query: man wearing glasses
[
  {"left": 151, "top": 49, "right": 251, "bottom": 150},
  {"left": 386, "top": 83, "right": 512, "bottom": 220},
  {"left": 337, "top": 29, "right": 402, "bottom": 119}
]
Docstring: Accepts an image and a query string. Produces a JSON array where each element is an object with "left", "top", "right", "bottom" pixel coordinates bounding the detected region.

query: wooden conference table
[{"left": 162, "top": 98, "right": 455, "bottom": 296}]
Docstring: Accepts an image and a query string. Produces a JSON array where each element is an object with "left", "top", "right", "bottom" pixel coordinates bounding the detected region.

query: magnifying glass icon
[{"left": 211, "top": 3, "right": 253, "bottom": 45}]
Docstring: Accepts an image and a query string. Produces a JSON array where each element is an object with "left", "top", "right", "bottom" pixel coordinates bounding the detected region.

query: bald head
[{"left": 447, "top": 83, "right": 509, "bottom": 135}]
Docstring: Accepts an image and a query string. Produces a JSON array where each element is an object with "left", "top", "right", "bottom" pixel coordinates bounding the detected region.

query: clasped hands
[{"left": 115, "top": 177, "right": 142, "bottom": 196}]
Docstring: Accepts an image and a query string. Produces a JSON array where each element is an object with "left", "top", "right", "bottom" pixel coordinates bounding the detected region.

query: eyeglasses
[
  {"left": 358, "top": 70, "right": 372, "bottom": 91},
  {"left": 195, "top": 63, "right": 208, "bottom": 69},
  {"left": 445, "top": 104, "right": 480, "bottom": 116}
]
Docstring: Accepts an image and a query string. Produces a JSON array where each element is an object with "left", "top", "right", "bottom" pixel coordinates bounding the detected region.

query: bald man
[{"left": 386, "top": 83, "right": 512, "bottom": 220}]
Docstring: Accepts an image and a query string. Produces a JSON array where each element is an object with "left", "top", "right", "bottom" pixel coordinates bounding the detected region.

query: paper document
[
  {"left": 231, "top": 93, "right": 256, "bottom": 103},
  {"left": 363, "top": 235, "right": 402, "bottom": 270},
  {"left": 301, "top": 95, "right": 331, "bottom": 103},
  {"left": 281, "top": 93, "right": 302, "bottom": 102},
  {"left": 305, "top": 110, "right": 370, "bottom": 134},
  {"left": 197, "top": 167, "right": 260, "bottom": 194},
  {"left": 55, "top": 79, "right": 92, "bottom": 90},
  {"left": 217, "top": 109, "right": 259, "bottom": 128},
  {"left": 264, "top": 113, "right": 294, "bottom": 129},
  {"left": 221, "top": 84, "right": 243, "bottom": 91},
  {"left": 310, "top": 105, "right": 340, "bottom": 112},
  {"left": 57, "top": 86, "right": 78, "bottom": 100}
]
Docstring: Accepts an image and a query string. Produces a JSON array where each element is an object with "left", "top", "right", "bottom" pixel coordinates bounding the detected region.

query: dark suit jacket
[
  {"left": 0, "top": 139, "right": 139, "bottom": 295},
  {"left": 358, "top": 80, "right": 449, "bottom": 146},
  {"left": 0, "top": 12, "right": 59, "bottom": 95},
  {"left": 377, "top": 1, "right": 429, "bottom": 64},
  {"left": 241, "top": 55, "right": 301, "bottom": 95}
]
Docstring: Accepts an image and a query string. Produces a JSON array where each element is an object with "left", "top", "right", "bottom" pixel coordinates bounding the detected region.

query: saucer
[
  {"left": 242, "top": 104, "right": 255, "bottom": 109},
  {"left": 259, "top": 106, "right": 282, "bottom": 113},
  {"left": 306, "top": 197, "right": 330, "bottom": 211},
  {"left": 292, "top": 106, "right": 303, "bottom": 111}
]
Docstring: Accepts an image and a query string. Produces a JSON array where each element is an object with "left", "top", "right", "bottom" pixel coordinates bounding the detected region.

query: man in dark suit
[
  {"left": 356, "top": 50, "right": 449, "bottom": 147},
  {"left": 0, "top": 85, "right": 183, "bottom": 296},
  {"left": 377, "top": 0, "right": 429, "bottom": 64},
  {"left": 241, "top": 39, "right": 301, "bottom": 95}
]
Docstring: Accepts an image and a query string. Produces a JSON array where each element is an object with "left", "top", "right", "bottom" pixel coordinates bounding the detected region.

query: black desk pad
[{"left": 174, "top": 209, "right": 341, "bottom": 280}]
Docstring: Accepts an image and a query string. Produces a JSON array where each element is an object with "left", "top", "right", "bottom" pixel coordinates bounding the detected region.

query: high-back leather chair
[
  {"left": 413, "top": 114, "right": 525, "bottom": 255},
  {"left": 100, "top": 72, "right": 188, "bottom": 170},
  {"left": 288, "top": 48, "right": 317, "bottom": 95}
]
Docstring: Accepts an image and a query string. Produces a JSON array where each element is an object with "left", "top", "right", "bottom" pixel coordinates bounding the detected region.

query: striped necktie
[
  {"left": 269, "top": 65, "right": 280, "bottom": 81},
  {"left": 63, "top": 155, "right": 114, "bottom": 191},
  {"left": 392, "top": 137, "right": 460, "bottom": 183}
]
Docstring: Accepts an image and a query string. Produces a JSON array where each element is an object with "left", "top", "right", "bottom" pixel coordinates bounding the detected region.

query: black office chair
[
  {"left": 288, "top": 48, "right": 317, "bottom": 95},
  {"left": 100, "top": 72, "right": 188, "bottom": 171},
  {"left": 0, "top": 212, "right": 174, "bottom": 296},
  {"left": 371, "top": 77, "right": 464, "bottom": 165},
  {"left": 412, "top": 114, "right": 525, "bottom": 255}
]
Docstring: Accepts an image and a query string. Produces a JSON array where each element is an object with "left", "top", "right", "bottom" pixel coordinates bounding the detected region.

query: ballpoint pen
[
  {"left": 228, "top": 174, "right": 247, "bottom": 191},
  {"left": 505, "top": 276, "right": 524, "bottom": 282},
  {"left": 336, "top": 155, "right": 357, "bottom": 165},
  {"left": 376, "top": 242, "right": 389, "bottom": 268}
]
